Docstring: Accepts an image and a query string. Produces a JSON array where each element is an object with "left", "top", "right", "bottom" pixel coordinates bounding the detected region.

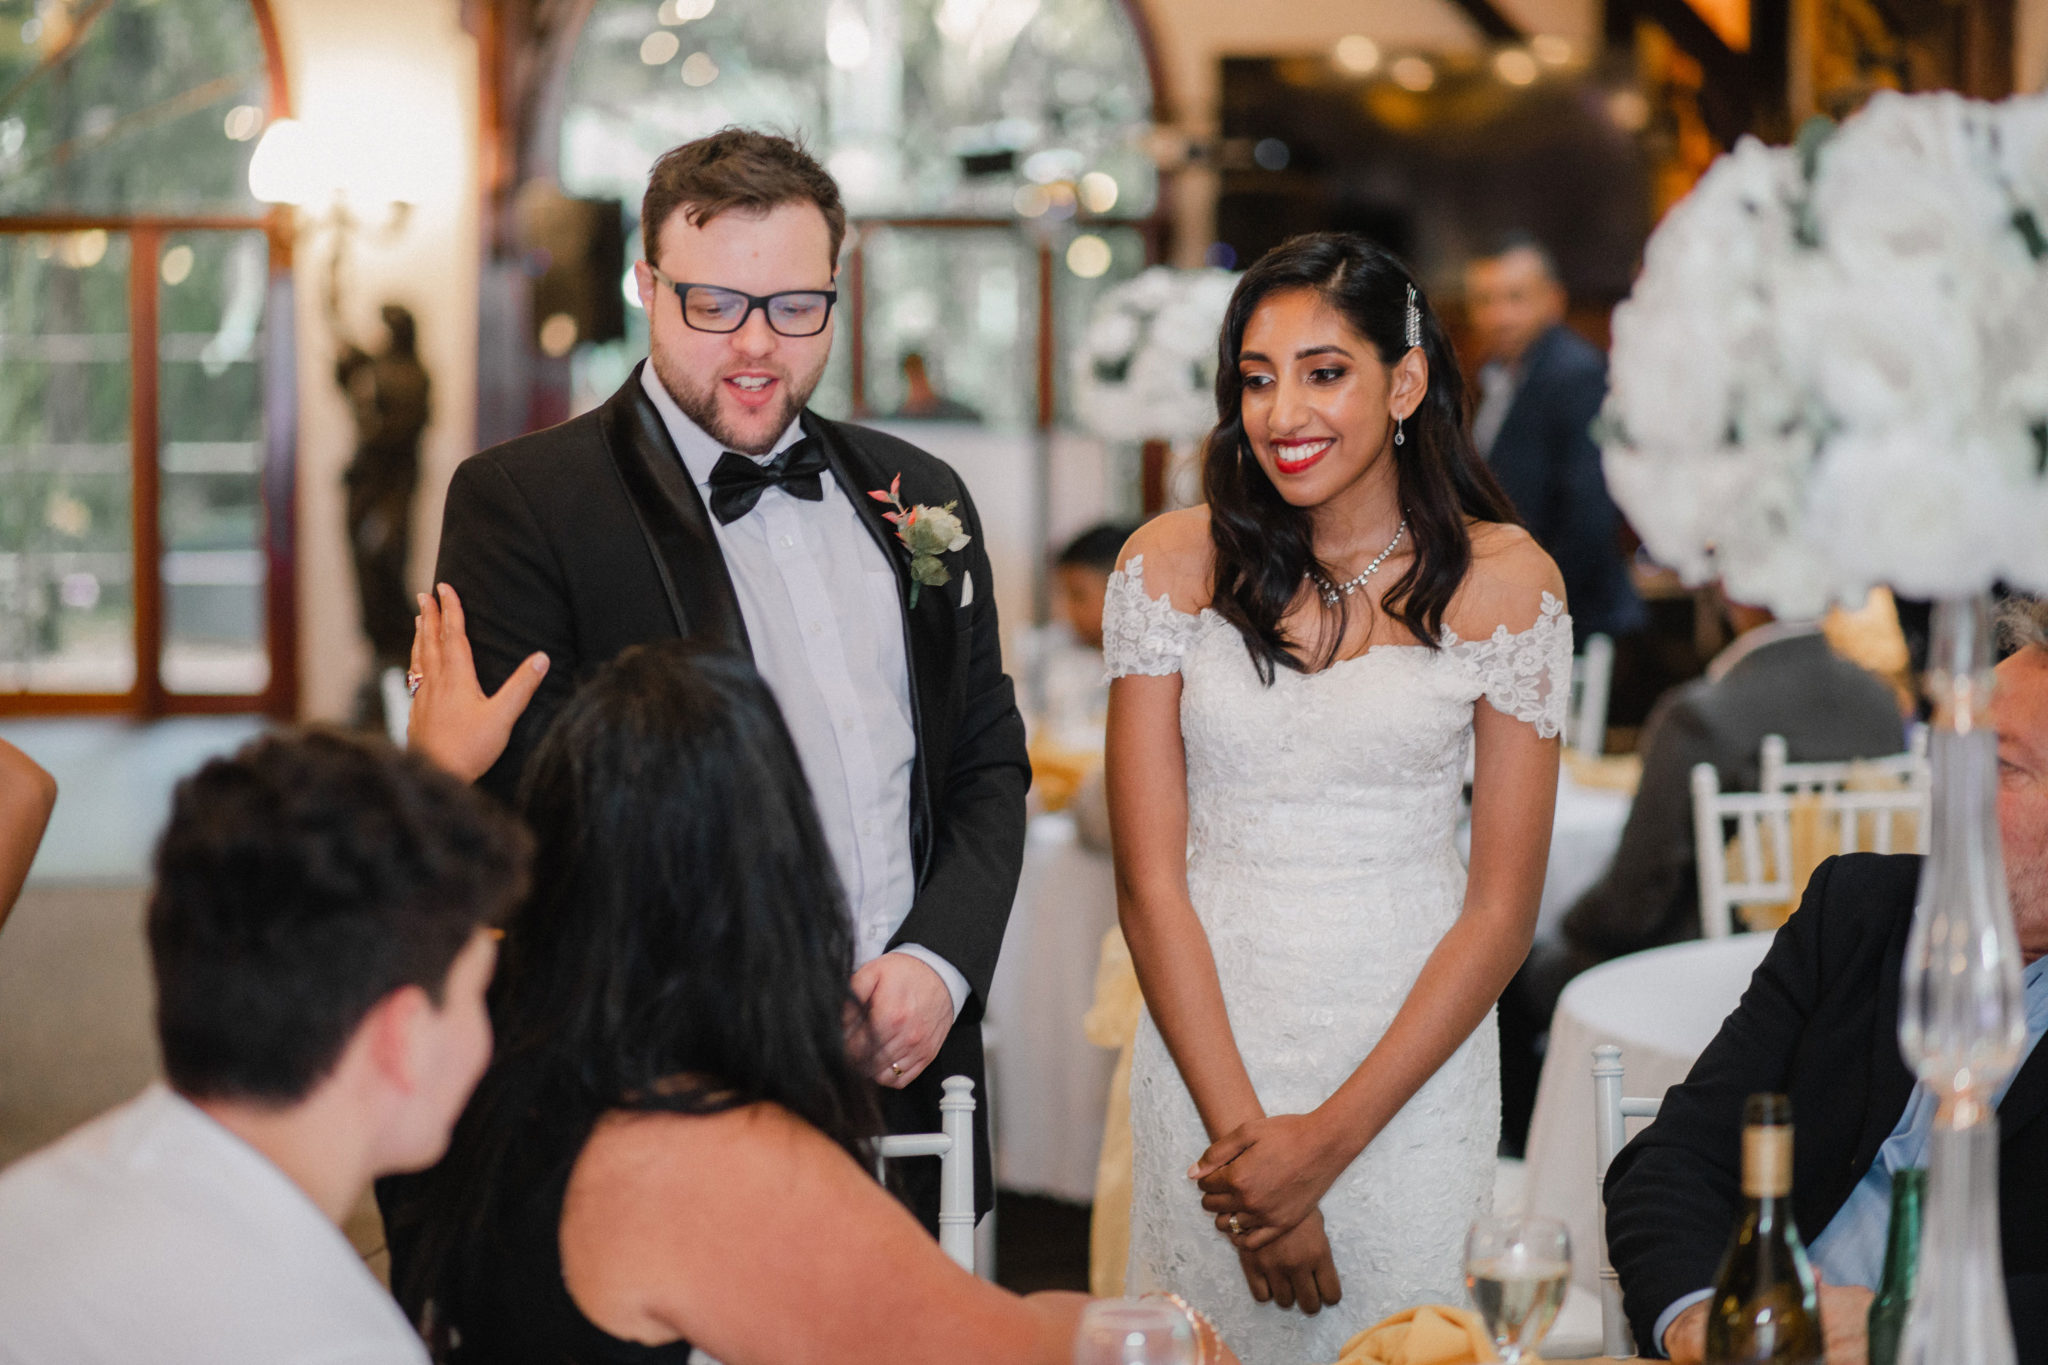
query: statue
[{"left": 336, "top": 304, "right": 429, "bottom": 728}]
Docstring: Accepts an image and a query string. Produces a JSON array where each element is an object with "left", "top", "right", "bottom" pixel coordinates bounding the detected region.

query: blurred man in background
[{"left": 1465, "top": 234, "right": 1644, "bottom": 648}]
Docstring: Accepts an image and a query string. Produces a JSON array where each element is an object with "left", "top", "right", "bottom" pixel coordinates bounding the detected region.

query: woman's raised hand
[{"left": 406, "top": 583, "right": 548, "bottom": 783}]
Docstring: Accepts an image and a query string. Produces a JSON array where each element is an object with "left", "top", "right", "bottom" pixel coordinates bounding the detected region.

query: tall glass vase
[{"left": 1898, "top": 593, "right": 2025, "bottom": 1365}]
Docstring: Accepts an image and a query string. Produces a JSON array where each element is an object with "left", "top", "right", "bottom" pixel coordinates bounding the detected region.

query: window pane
[
  {"left": 0, "top": 0, "right": 270, "bottom": 215},
  {"left": 861, "top": 226, "right": 1035, "bottom": 430},
  {"left": 158, "top": 231, "right": 269, "bottom": 695},
  {"left": 0, "top": 232, "right": 136, "bottom": 694},
  {"left": 1054, "top": 225, "right": 1147, "bottom": 427},
  {"left": 558, "top": 0, "right": 1156, "bottom": 219}
]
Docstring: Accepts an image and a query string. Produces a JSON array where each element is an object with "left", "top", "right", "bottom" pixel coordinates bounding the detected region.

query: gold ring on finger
[{"left": 1228, "top": 1213, "right": 1243, "bottom": 1236}]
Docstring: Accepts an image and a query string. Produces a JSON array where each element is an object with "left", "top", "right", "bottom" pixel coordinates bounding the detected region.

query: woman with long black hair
[
  {"left": 392, "top": 639, "right": 1223, "bottom": 1364},
  {"left": 1106, "top": 232, "right": 1570, "bottom": 1358}
]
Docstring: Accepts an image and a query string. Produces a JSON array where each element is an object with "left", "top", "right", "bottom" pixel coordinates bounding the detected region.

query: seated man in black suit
[{"left": 1604, "top": 595, "right": 2048, "bottom": 1364}]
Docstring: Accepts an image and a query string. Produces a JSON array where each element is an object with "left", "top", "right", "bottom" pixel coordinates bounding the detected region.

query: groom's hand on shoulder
[{"left": 851, "top": 952, "right": 955, "bottom": 1088}]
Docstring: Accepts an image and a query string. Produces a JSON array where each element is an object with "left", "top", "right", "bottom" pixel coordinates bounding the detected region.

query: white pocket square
[{"left": 959, "top": 571, "right": 974, "bottom": 608}]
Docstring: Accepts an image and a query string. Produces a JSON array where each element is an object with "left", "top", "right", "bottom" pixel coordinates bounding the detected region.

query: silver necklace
[{"left": 1312, "top": 517, "right": 1407, "bottom": 607}]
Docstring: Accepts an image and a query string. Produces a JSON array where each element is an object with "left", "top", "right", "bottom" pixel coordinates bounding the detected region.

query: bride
[{"left": 1107, "top": 232, "right": 1568, "bottom": 1360}]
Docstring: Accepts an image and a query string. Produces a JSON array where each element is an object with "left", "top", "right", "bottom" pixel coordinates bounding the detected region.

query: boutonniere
[{"left": 868, "top": 473, "right": 971, "bottom": 608}]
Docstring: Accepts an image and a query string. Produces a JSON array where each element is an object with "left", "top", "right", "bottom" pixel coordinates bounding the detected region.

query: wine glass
[
  {"left": 1073, "top": 1299, "right": 1197, "bottom": 1365},
  {"left": 1464, "top": 1214, "right": 1570, "bottom": 1365}
]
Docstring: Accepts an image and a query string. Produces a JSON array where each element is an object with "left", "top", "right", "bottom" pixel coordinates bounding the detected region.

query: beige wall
[
  {"left": 267, "top": 0, "right": 480, "bottom": 721},
  {"left": 2024, "top": 0, "right": 2048, "bottom": 93}
]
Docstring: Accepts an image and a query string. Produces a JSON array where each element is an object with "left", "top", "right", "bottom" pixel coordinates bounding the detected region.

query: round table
[
  {"left": 985, "top": 810, "right": 1121, "bottom": 1202},
  {"left": 1521, "top": 932, "right": 1777, "bottom": 1297}
]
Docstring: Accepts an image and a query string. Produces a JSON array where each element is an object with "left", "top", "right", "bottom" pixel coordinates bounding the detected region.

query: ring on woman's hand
[
  {"left": 405, "top": 670, "right": 424, "bottom": 698},
  {"left": 889, "top": 1061, "right": 904, "bottom": 1078},
  {"left": 1227, "top": 1213, "right": 1244, "bottom": 1236}
]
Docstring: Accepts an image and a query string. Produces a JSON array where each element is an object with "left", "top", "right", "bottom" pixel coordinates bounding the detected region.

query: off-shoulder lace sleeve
[
  {"left": 1103, "top": 555, "right": 1205, "bottom": 678},
  {"left": 1448, "top": 591, "right": 1574, "bottom": 738}
]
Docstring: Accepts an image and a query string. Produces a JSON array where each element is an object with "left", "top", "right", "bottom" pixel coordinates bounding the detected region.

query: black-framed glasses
[{"left": 648, "top": 266, "right": 838, "bottom": 337}]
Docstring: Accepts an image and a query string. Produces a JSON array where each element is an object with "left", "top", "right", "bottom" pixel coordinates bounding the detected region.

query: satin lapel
[
  {"left": 598, "top": 365, "right": 750, "bottom": 657},
  {"left": 803, "top": 412, "right": 953, "bottom": 800}
]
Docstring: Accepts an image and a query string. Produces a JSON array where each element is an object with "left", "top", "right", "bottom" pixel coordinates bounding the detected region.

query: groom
[{"left": 431, "top": 129, "right": 1026, "bottom": 1226}]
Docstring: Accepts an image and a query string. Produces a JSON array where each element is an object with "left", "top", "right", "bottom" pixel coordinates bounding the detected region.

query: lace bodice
[
  {"left": 1108, "top": 553, "right": 1572, "bottom": 1360},
  {"left": 1103, "top": 554, "right": 1574, "bottom": 738}
]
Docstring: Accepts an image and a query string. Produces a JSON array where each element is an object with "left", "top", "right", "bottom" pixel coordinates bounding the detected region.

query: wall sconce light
[{"left": 248, "top": 116, "right": 413, "bottom": 330}]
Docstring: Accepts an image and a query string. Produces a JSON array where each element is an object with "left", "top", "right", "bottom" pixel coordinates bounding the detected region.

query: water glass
[
  {"left": 1463, "top": 1214, "right": 1571, "bottom": 1364},
  {"left": 1073, "top": 1298, "right": 1197, "bottom": 1365}
]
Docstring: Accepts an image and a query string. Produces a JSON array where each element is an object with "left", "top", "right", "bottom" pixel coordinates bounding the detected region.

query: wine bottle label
[{"left": 1742, "top": 1125, "right": 1793, "bottom": 1197}]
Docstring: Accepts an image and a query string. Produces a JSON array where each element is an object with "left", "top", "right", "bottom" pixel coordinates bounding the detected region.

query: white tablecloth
[
  {"left": 985, "top": 811, "right": 1121, "bottom": 1202},
  {"left": 1458, "top": 768, "right": 1633, "bottom": 940},
  {"left": 1521, "top": 932, "right": 1776, "bottom": 1295}
]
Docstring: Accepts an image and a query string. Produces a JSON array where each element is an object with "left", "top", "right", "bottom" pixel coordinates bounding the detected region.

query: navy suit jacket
[{"left": 1485, "top": 324, "right": 1645, "bottom": 643}]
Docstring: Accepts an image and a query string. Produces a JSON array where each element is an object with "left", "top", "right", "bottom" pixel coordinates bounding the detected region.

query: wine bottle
[
  {"left": 1705, "top": 1094, "right": 1824, "bottom": 1365},
  {"left": 1866, "top": 1167, "right": 1926, "bottom": 1365}
]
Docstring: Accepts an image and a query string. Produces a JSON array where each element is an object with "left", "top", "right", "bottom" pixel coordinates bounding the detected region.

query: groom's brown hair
[{"left": 641, "top": 128, "right": 846, "bottom": 272}]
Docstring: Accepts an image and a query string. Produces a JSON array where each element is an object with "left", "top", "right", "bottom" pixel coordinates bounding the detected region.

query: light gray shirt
[
  {"left": 639, "top": 365, "right": 968, "bottom": 1016},
  {"left": 1472, "top": 358, "right": 1519, "bottom": 459},
  {"left": 0, "top": 1084, "right": 427, "bottom": 1365}
]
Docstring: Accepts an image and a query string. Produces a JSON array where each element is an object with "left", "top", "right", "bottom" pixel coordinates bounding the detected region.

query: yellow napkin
[{"left": 1334, "top": 1304, "right": 1520, "bottom": 1365}]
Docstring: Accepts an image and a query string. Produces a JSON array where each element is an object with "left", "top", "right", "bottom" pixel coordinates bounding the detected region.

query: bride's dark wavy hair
[{"left": 1204, "top": 232, "right": 1520, "bottom": 681}]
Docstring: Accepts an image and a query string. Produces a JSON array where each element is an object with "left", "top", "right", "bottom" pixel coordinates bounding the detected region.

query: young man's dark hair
[
  {"left": 1056, "top": 522, "right": 1141, "bottom": 574},
  {"left": 640, "top": 126, "right": 847, "bottom": 270},
  {"left": 149, "top": 728, "right": 531, "bottom": 1102}
]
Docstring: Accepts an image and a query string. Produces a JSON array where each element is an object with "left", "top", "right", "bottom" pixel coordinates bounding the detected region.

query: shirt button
[
  {"left": 840, "top": 716, "right": 856, "bottom": 733},
  {"left": 779, "top": 535, "right": 794, "bottom": 549},
  {"left": 809, "top": 620, "right": 824, "bottom": 636}
]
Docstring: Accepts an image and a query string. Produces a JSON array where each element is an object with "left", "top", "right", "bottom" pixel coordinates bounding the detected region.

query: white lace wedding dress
[{"left": 1106, "top": 556, "right": 1572, "bottom": 1364}]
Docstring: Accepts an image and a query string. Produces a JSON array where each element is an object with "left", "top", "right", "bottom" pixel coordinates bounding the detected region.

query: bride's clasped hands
[{"left": 1190, "top": 1110, "right": 1357, "bottom": 1253}]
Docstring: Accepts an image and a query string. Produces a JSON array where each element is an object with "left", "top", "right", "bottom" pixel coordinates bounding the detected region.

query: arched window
[
  {"left": 0, "top": 0, "right": 292, "bottom": 714},
  {"left": 552, "top": 0, "right": 1162, "bottom": 427}
]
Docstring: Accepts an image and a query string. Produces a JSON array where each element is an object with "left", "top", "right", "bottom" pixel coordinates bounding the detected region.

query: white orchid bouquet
[
  {"left": 1073, "top": 265, "right": 1242, "bottom": 444},
  {"left": 1599, "top": 90, "right": 2048, "bottom": 616}
]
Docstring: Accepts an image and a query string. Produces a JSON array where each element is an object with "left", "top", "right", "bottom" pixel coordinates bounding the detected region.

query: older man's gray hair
[{"left": 1996, "top": 593, "right": 2048, "bottom": 656}]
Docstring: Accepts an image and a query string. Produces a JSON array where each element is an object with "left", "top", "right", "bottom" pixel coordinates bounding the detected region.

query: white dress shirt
[
  {"left": 640, "top": 365, "right": 968, "bottom": 1017},
  {"left": 0, "top": 1084, "right": 428, "bottom": 1365}
]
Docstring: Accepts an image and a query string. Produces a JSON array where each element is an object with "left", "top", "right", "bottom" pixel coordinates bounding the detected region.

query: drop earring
[{"left": 1394, "top": 416, "right": 1405, "bottom": 447}]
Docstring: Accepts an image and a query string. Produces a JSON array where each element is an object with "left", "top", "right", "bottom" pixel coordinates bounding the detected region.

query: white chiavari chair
[
  {"left": 1757, "top": 725, "right": 1929, "bottom": 799},
  {"left": 1592, "top": 1044, "right": 1662, "bottom": 1359},
  {"left": 1567, "top": 633, "right": 1615, "bottom": 759},
  {"left": 874, "top": 1074, "right": 977, "bottom": 1271},
  {"left": 1691, "top": 763, "right": 1794, "bottom": 939}
]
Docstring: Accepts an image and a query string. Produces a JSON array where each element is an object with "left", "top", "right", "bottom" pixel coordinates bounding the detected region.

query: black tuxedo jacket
[
  {"left": 1604, "top": 853, "right": 2048, "bottom": 1358},
  {"left": 1485, "top": 324, "right": 1645, "bottom": 644},
  {"left": 433, "top": 364, "right": 1028, "bottom": 1221}
]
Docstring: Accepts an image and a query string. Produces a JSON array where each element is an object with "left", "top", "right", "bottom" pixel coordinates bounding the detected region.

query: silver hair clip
[{"left": 1404, "top": 284, "right": 1421, "bottom": 350}]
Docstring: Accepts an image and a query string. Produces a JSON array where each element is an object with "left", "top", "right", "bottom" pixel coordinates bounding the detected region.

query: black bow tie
[{"left": 707, "top": 441, "right": 829, "bottom": 524}]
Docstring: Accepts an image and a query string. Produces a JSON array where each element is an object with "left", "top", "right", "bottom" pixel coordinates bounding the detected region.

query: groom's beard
[{"left": 649, "top": 343, "right": 827, "bottom": 456}]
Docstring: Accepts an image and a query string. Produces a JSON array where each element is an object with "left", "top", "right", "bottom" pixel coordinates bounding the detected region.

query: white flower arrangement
[
  {"left": 1599, "top": 90, "right": 2048, "bottom": 617},
  {"left": 1072, "top": 265, "right": 1242, "bottom": 444}
]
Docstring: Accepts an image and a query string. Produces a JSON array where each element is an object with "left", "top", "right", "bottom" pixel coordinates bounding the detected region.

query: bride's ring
[
  {"left": 1227, "top": 1213, "right": 1244, "bottom": 1237},
  {"left": 405, "top": 670, "right": 424, "bottom": 698},
  {"left": 888, "top": 1061, "right": 903, "bottom": 1078}
]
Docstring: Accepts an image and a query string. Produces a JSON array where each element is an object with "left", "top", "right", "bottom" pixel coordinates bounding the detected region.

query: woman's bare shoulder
[
  {"left": 1117, "top": 507, "right": 1214, "bottom": 613},
  {"left": 1449, "top": 521, "right": 1567, "bottom": 637}
]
